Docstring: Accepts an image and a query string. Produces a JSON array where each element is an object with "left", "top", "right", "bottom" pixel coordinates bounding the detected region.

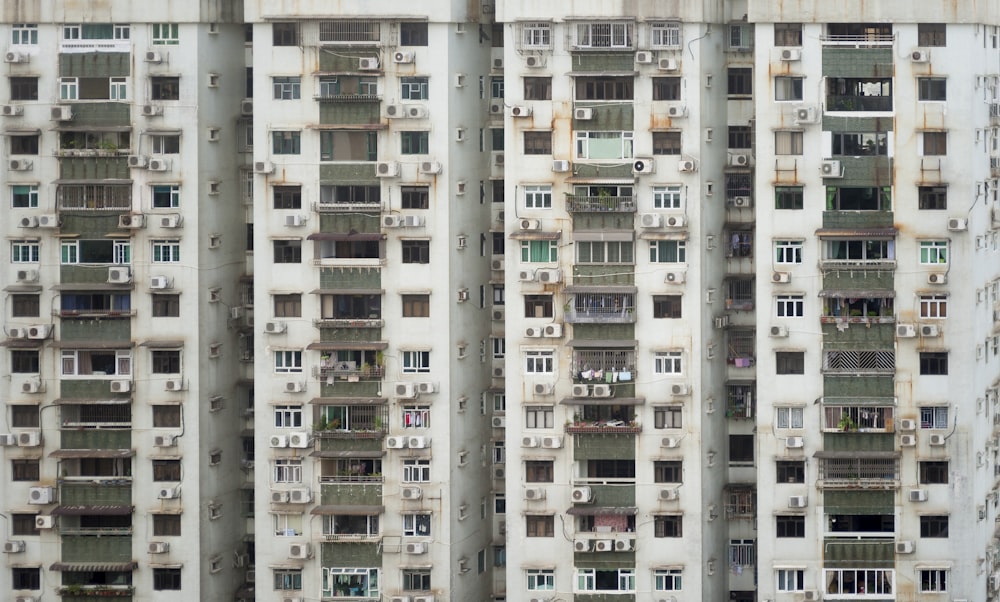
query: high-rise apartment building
[{"left": 5, "top": 1, "right": 1000, "bottom": 601}]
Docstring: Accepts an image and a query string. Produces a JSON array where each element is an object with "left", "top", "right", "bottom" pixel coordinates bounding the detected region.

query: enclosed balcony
[
  {"left": 57, "top": 183, "right": 132, "bottom": 211},
  {"left": 725, "top": 278, "right": 754, "bottom": 311},
  {"left": 817, "top": 453, "right": 899, "bottom": 489},
  {"left": 314, "top": 404, "right": 389, "bottom": 438},
  {"left": 315, "top": 292, "right": 382, "bottom": 328},
  {"left": 310, "top": 232, "right": 385, "bottom": 266},
  {"left": 566, "top": 185, "right": 636, "bottom": 213},
  {"left": 565, "top": 402, "right": 642, "bottom": 434},
  {"left": 726, "top": 329, "right": 755, "bottom": 367},
  {"left": 820, "top": 236, "right": 896, "bottom": 270},
  {"left": 318, "top": 458, "right": 383, "bottom": 484},
  {"left": 571, "top": 348, "right": 637, "bottom": 383},
  {"left": 724, "top": 486, "right": 756, "bottom": 519},
  {"left": 726, "top": 382, "right": 755, "bottom": 419},
  {"left": 314, "top": 75, "right": 379, "bottom": 102},
  {"left": 313, "top": 349, "right": 386, "bottom": 381},
  {"left": 316, "top": 184, "right": 381, "bottom": 213},
  {"left": 826, "top": 77, "right": 892, "bottom": 112},
  {"left": 564, "top": 288, "right": 636, "bottom": 324},
  {"left": 822, "top": 402, "right": 895, "bottom": 433},
  {"left": 822, "top": 349, "right": 894, "bottom": 375},
  {"left": 57, "top": 291, "right": 133, "bottom": 319},
  {"left": 820, "top": 293, "right": 894, "bottom": 324}
]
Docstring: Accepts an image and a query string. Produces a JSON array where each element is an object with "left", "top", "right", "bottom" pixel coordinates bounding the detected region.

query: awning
[
  {"left": 310, "top": 504, "right": 384, "bottom": 516},
  {"left": 563, "top": 285, "right": 637, "bottom": 294},
  {"left": 0, "top": 339, "right": 42, "bottom": 348},
  {"left": 310, "top": 450, "right": 385, "bottom": 458},
  {"left": 638, "top": 231, "right": 688, "bottom": 241},
  {"left": 141, "top": 129, "right": 182, "bottom": 135},
  {"left": 572, "top": 231, "right": 634, "bottom": 242},
  {"left": 139, "top": 340, "right": 184, "bottom": 348},
  {"left": 820, "top": 396, "right": 896, "bottom": 406},
  {"left": 306, "top": 123, "right": 387, "bottom": 131},
  {"left": 565, "top": 177, "right": 635, "bottom": 184},
  {"left": 50, "top": 561, "right": 137, "bottom": 571},
  {"left": 560, "top": 397, "right": 644, "bottom": 406},
  {"left": 50, "top": 340, "right": 133, "bottom": 349},
  {"left": 306, "top": 232, "right": 384, "bottom": 241},
  {"left": 815, "top": 228, "right": 897, "bottom": 237},
  {"left": 306, "top": 341, "right": 388, "bottom": 351},
  {"left": 509, "top": 231, "right": 562, "bottom": 241},
  {"left": 819, "top": 290, "right": 896, "bottom": 298},
  {"left": 567, "top": 71, "right": 638, "bottom": 77},
  {"left": 308, "top": 397, "right": 387, "bottom": 405},
  {"left": 309, "top": 288, "right": 384, "bottom": 295},
  {"left": 52, "top": 505, "right": 133, "bottom": 516},
  {"left": 567, "top": 339, "right": 636, "bottom": 348},
  {"left": 52, "top": 283, "right": 133, "bottom": 291},
  {"left": 53, "top": 179, "right": 132, "bottom": 185},
  {"left": 565, "top": 506, "right": 638, "bottom": 516},
  {"left": 4, "top": 284, "right": 43, "bottom": 293},
  {"left": 53, "top": 398, "right": 131, "bottom": 405},
  {"left": 54, "top": 125, "right": 132, "bottom": 132},
  {"left": 49, "top": 449, "right": 135, "bottom": 459},
  {"left": 4, "top": 127, "right": 41, "bottom": 135},
  {"left": 813, "top": 451, "right": 900, "bottom": 459}
]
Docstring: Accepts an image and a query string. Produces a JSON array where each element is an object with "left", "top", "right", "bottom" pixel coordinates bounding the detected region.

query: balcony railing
[
  {"left": 826, "top": 95, "right": 893, "bottom": 112},
  {"left": 822, "top": 350, "right": 894, "bottom": 374},
  {"left": 566, "top": 195, "right": 636, "bottom": 213},
  {"left": 820, "top": 34, "right": 895, "bottom": 46},
  {"left": 725, "top": 489, "right": 756, "bottom": 518},
  {"left": 315, "top": 93, "right": 380, "bottom": 103},
  {"left": 59, "top": 39, "right": 132, "bottom": 53},
  {"left": 314, "top": 201, "right": 382, "bottom": 213},
  {"left": 565, "top": 421, "right": 641, "bottom": 434},
  {"left": 315, "top": 361, "right": 385, "bottom": 381},
  {"left": 823, "top": 405, "right": 894, "bottom": 432},
  {"left": 565, "top": 293, "right": 636, "bottom": 324},
  {"left": 57, "top": 185, "right": 132, "bottom": 211},
  {"left": 314, "top": 318, "right": 384, "bottom": 329},
  {"left": 318, "top": 474, "right": 383, "bottom": 484},
  {"left": 818, "top": 457, "right": 899, "bottom": 489}
]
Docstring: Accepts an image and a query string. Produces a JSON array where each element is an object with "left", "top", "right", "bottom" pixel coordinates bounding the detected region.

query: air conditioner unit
[
  {"left": 510, "top": 105, "right": 532, "bottom": 117},
  {"left": 0, "top": 434, "right": 16, "bottom": 446},
  {"left": 412, "top": 596, "right": 435, "bottom": 602},
  {"left": 567, "top": 385, "right": 589, "bottom": 399},
  {"left": 896, "top": 324, "right": 916, "bottom": 338},
  {"left": 34, "top": 516, "right": 54, "bottom": 529},
  {"left": 492, "top": 152, "right": 505, "bottom": 167},
  {"left": 401, "top": 486, "right": 422, "bottom": 500},
  {"left": 404, "top": 542, "right": 427, "bottom": 554},
  {"left": 21, "top": 378, "right": 43, "bottom": 394},
  {"left": 895, "top": 540, "right": 914, "bottom": 554},
  {"left": 1, "top": 104, "right": 23, "bottom": 116},
  {"left": 15, "top": 597, "right": 37, "bottom": 602},
  {"left": 634, "top": 51, "right": 655, "bottom": 64},
  {"left": 571, "top": 486, "right": 593, "bottom": 503},
  {"left": 16, "top": 269, "right": 38, "bottom": 282},
  {"left": 786, "top": 436, "right": 805, "bottom": 449},
  {"left": 25, "top": 324, "right": 49, "bottom": 340},
  {"left": 552, "top": 159, "right": 571, "bottom": 172},
  {"left": 390, "top": 597, "right": 412, "bottom": 602},
  {"left": 821, "top": 160, "right": 843, "bottom": 177},
  {"left": 159, "top": 214, "right": 182, "bottom": 228},
  {"left": 118, "top": 214, "right": 145, "bottom": 229},
  {"left": 144, "top": 50, "right": 163, "bottom": 63},
  {"left": 658, "top": 58, "right": 679, "bottom": 71},
  {"left": 405, "top": 105, "right": 428, "bottom": 119},
  {"left": 4, "top": 51, "right": 27, "bottom": 63},
  {"left": 148, "top": 542, "right": 170, "bottom": 554},
  {"left": 666, "top": 105, "right": 688, "bottom": 118},
  {"left": 490, "top": 258, "right": 505, "bottom": 272},
  {"left": 525, "top": 55, "right": 546, "bottom": 68},
  {"left": 671, "top": 384, "right": 690, "bottom": 396},
  {"left": 537, "top": 268, "right": 561, "bottom": 283},
  {"left": 18, "top": 216, "right": 37, "bottom": 228},
  {"left": 284, "top": 214, "right": 306, "bottom": 227},
  {"left": 383, "top": 215, "right": 405, "bottom": 228},
  {"left": 911, "top": 49, "right": 930, "bottom": 62},
  {"left": 658, "top": 216, "right": 684, "bottom": 230},
  {"left": 678, "top": 159, "right": 697, "bottom": 172},
  {"left": 416, "top": 382, "right": 437, "bottom": 395},
  {"left": 492, "top": 416, "right": 507, "bottom": 428},
  {"left": 164, "top": 379, "right": 185, "bottom": 392},
  {"left": 528, "top": 382, "right": 552, "bottom": 397},
  {"left": 358, "top": 57, "right": 380, "bottom": 70},
  {"left": 51, "top": 105, "right": 72, "bottom": 121},
  {"left": 285, "top": 381, "right": 305, "bottom": 393},
  {"left": 899, "top": 419, "right": 916, "bottom": 431},
  {"left": 288, "top": 432, "right": 309, "bottom": 448},
  {"left": 37, "top": 214, "right": 58, "bottom": 228},
  {"left": 385, "top": 436, "right": 407, "bottom": 449},
  {"left": 927, "top": 273, "right": 947, "bottom": 285},
  {"left": 17, "top": 430, "right": 40, "bottom": 447},
  {"left": 376, "top": 161, "right": 400, "bottom": 177},
  {"left": 541, "top": 324, "right": 562, "bottom": 338},
  {"left": 9, "top": 159, "right": 32, "bottom": 171},
  {"left": 574, "top": 539, "right": 592, "bottom": 552},
  {"left": 488, "top": 102, "right": 503, "bottom": 115},
  {"left": 407, "top": 436, "right": 429, "bottom": 449},
  {"left": 728, "top": 196, "right": 752, "bottom": 208},
  {"left": 491, "top": 307, "right": 505, "bottom": 321},
  {"left": 636, "top": 213, "right": 663, "bottom": 229},
  {"left": 395, "top": 382, "right": 416, "bottom": 399},
  {"left": 254, "top": 161, "right": 274, "bottom": 174},
  {"left": 28, "top": 487, "right": 53, "bottom": 504},
  {"left": 492, "top": 57, "right": 504, "bottom": 70},
  {"left": 788, "top": 495, "right": 808, "bottom": 508},
  {"left": 909, "top": 489, "right": 928, "bottom": 502},
  {"left": 493, "top": 366, "right": 505, "bottom": 378},
  {"left": 661, "top": 437, "right": 680, "bottom": 448},
  {"left": 920, "top": 324, "right": 940, "bottom": 337},
  {"left": 158, "top": 486, "right": 180, "bottom": 500},
  {"left": 271, "top": 490, "right": 290, "bottom": 503},
  {"left": 947, "top": 217, "right": 968, "bottom": 231},
  {"left": 780, "top": 48, "right": 801, "bottom": 61},
  {"left": 240, "top": 99, "right": 253, "bottom": 115},
  {"left": 659, "top": 490, "right": 681, "bottom": 503},
  {"left": 518, "top": 219, "right": 541, "bottom": 232},
  {"left": 728, "top": 152, "right": 750, "bottom": 167},
  {"left": 149, "top": 276, "right": 172, "bottom": 290},
  {"left": 8, "top": 327, "right": 28, "bottom": 339},
  {"left": 929, "top": 434, "right": 946, "bottom": 446},
  {"left": 541, "top": 436, "right": 562, "bottom": 449},
  {"left": 288, "top": 543, "right": 311, "bottom": 559},
  {"left": 148, "top": 158, "right": 170, "bottom": 171},
  {"left": 263, "top": 321, "right": 286, "bottom": 334},
  {"left": 573, "top": 107, "right": 593, "bottom": 120},
  {"left": 522, "top": 436, "right": 539, "bottom": 448},
  {"left": 418, "top": 161, "right": 442, "bottom": 175},
  {"left": 664, "top": 271, "right": 685, "bottom": 284},
  {"left": 591, "top": 384, "right": 612, "bottom": 398},
  {"left": 633, "top": 157, "right": 655, "bottom": 174},
  {"left": 3, "top": 540, "right": 25, "bottom": 553},
  {"left": 614, "top": 538, "right": 633, "bottom": 551},
  {"left": 153, "top": 434, "right": 176, "bottom": 447},
  {"left": 770, "top": 325, "right": 789, "bottom": 338},
  {"left": 594, "top": 540, "right": 614, "bottom": 552},
  {"left": 141, "top": 104, "right": 163, "bottom": 117},
  {"left": 106, "top": 379, "right": 131, "bottom": 393},
  {"left": 289, "top": 488, "right": 311, "bottom": 503},
  {"left": 794, "top": 106, "right": 818, "bottom": 124},
  {"left": 772, "top": 271, "right": 791, "bottom": 283},
  {"left": 493, "top": 465, "right": 506, "bottom": 479},
  {"left": 900, "top": 434, "right": 916, "bottom": 447},
  {"left": 393, "top": 51, "right": 414, "bottom": 63},
  {"left": 270, "top": 435, "right": 288, "bottom": 448},
  {"left": 400, "top": 214, "right": 425, "bottom": 228}
]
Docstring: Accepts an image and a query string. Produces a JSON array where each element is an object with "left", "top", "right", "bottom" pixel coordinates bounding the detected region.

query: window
[
  {"left": 272, "top": 131, "right": 301, "bottom": 155},
  {"left": 774, "top": 76, "right": 803, "bottom": 101},
  {"left": 576, "top": 568, "right": 636, "bottom": 593},
  {"left": 728, "top": 68, "right": 752, "bottom": 96},
  {"left": 776, "top": 351, "right": 805, "bottom": 375},
  {"left": 524, "top": 77, "right": 552, "bottom": 100},
  {"left": 918, "top": 186, "right": 947, "bottom": 210},
  {"left": 524, "top": 185, "right": 552, "bottom": 209},
  {"left": 402, "top": 350, "right": 430, "bottom": 373},
  {"left": 10, "top": 77, "right": 38, "bottom": 101},
  {"left": 576, "top": 240, "right": 633, "bottom": 264},
  {"left": 150, "top": 240, "right": 180, "bottom": 263},
  {"left": 11, "top": 294, "right": 40, "bottom": 318},
  {"left": 774, "top": 23, "right": 803, "bottom": 46},
  {"left": 649, "top": 240, "right": 686, "bottom": 263},
  {"left": 12, "top": 567, "right": 40, "bottom": 590},
  {"left": 651, "top": 515, "right": 683, "bottom": 539},
  {"left": 274, "top": 513, "right": 303, "bottom": 536},
  {"left": 400, "top": 77, "right": 429, "bottom": 100},
  {"left": 11, "top": 241, "right": 39, "bottom": 263},
  {"left": 11, "top": 184, "right": 37, "bottom": 210},
  {"left": 776, "top": 407, "right": 804, "bottom": 429},
  {"left": 402, "top": 459, "right": 431, "bottom": 482},
  {"left": 11, "top": 405, "right": 38, "bottom": 428},
  {"left": 152, "top": 184, "right": 180, "bottom": 208},
  {"left": 919, "top": 240, "right": 948, "bottom": 264},
  {"left": 918, "top": 77, "right": 946, "bottom": 101},
  {"left": 831, "top": 132, "right": 888, "bottom": 156},
  {"left": 402, "top": 513, "right": 431, "bottom": 536},
  {"left": 11, "top": 24, "right": 38, "bottom": 45},
  {"left": 918, "top": 23, "right": 947, "bottom": 46},
  {"left": 919, "top": 294, "right": 947, "bottom": 319},
  {"left": 526, "top": 515, "right": 554, "bottom": 537},
  {"left": 527, "top": 568, "right": 555, "bottom": 590},
  {"left": 272, "top": 22, "right": 299, "bottom": 46},
  {"left": 776, "top": 295, "right": 804, "bottom": 317},
  {"left": 12, "top": 513, "right": 38, "bottom": 536},
  {"left": 274, "top": 569, "right": 302, "bottom": 591},
  {"left": 650, "top": 22, "right": 681, "bottom": 48},
  {"left": 575, "top": 131, "right": 633, "bottom": 159},
  {"left": 653, "top": 295, "right": 682, "bottom": 318},
  {"left": 524, "top": 295, "right": 553, "bottom": 318},
  {"left": 323, "top": 513, "right": 378, "bottom": 537},
  {"left": 524, "top": 350, "right": 554, "bottom": 374},
  {"left": 402, "top": 294, "right": 430, "bottom": 317},
  {"left": 398, "top": 130, "right": 429, "bottom": 155},
  {"left": 152, "top": 294, "right": 180, "bottom": 317},
  {"left": 524, "top": 131, "right": 552, "bottom": 155},
  {"left": 152, "top": 23, "right": 179, "bottom": 45},
  {"left": 920, "top": 406, "right": 949, "bottom": 429},
  {"left": 319, "top": 130, "right": 377, "bottom": 161},
  {"left": 401, "top": 405, "right": 431, "bottom": 429},
  {"left": 575, "top": 22, "right": 633, "bottom": 48},
  {"left": 919, "top": 352, "right": 948, "bottom": 375},
  {"left": 654, "top": 351, "right": 683, "bottom": 375},
  {"left": 401, "top": 186, "right": 429, "bottom": 210},
  {"left": 60, "top": 76, "right": 79, "bottom": 100},
  {"left": 920, "top": 515, "right": 949, "bottom": 538},
  {"left": 652, "top": 185, "right": 682, "bottom": 209},
  {"left": 775, "top": 131, "right": 804, "bottom": 155},
  {"left": 923, "top": 132, "right": 947, "bottom": 155},
  {"left": 523, "top": 406, "right": 557, "bottom": 431},
  {"left": 729, "top": 435, "right": 754, "bottom": 464},
  {"left": 10, "top": 135, "right": 38, "bottom": 155},
  {"left": 151, "top": 76, "right": 180, "bottom": 100},
  {"left": 521, "top": 22, "right": 551, "bottom": 47},
  {"left": 654, "top": 406, "right": 682, "bottom": 429},
  {"left": 11, "top": 350, "right": 39, "bottom": 373},
  {"left": 774, "top": 240, "right": 803, "bottom": 264},
  {"left": 274, "top": 350, "right": 302, "bottom": 373},
  {"left": 776, "top": 568, "right": 805, "bottom": 592},
  {"left": 272, "top": 76, "right": 301, "bottom": 99},
  {"left": 652, "top": 131, "right": 682, "bottom": 155},
  {"left": 150, "top": 350, "right": 180, "bottom": 374},
  {"left": 273, "top": 239, "right": 301, "bottom": 263},
  {"left": 575, "top": 76, "right": 633, "bottom": 100},
  {"left": 12, "top": 459, "right": 39, "bottom": 481},
  {"left": 490, "top": 128, "right": 505, "bottom": 151},
  {"left": 920, "top": 569, "right": 948, "bottom": 592},
  {"left": 153, "top": 405, "right": 182, "bottom": 428},
  {"left": 152, "top": 459, "right": 181, "bottom": 481},
  {"left": 401, "top": 240, "right": 430, "bottom": 264},
  {"left": 520, "top": 240, "right": 558, "bottom": 263},
  {"left": 273, "top": 294, "right": 301, "bottom": 318},
  {"left": 150, "top": 134, "right": 180, "bottom": 154},
  {"left": 399, "top": 22, "right": 428, "bottom": 46},
  {"left": 490, "top": 76, "right": 504, "bottom": 99},
  {"left": 153, "top": 513, "right": 181, "bottom": 536},
  {"left": 59, "top": 239, "right": 130, "bottom": 265},
  {"left": 273, "top": 458, "right": 302, "bottom": 483},
  {"left": 728, "top": 125, "right": 752, "bottom": 149},
  {"left": 59, "top": 349, "right": 130, "bottom": 377},
  {"left": 654, "top": 460, "right": 682, "bottom": 483},
  {"left": 274, "top": 405, "right": 303, "bottom": 428},
  {"left": 919, "top": 461, "right": 948, "bottom": 484},
  {"left": 525, "top": 460, "right": 553, "bottom": 482}
]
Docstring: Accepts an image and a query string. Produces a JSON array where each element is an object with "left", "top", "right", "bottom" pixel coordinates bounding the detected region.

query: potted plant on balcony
[{"left": 837, "top": 413, "right": 858, "bottom": 432}]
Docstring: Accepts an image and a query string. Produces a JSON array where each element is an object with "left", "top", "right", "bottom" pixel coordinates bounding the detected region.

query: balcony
[
  {"left": 820, "top": 295, "right": 894, "bottom": 324},
  {"left": 316, "top": 357, "right": 385, "bottom": 381},
  {"left": 57, "top": 585, "right": 135, "bottom": 597},
  {"left": 315, "top": 318, "right": 384, "bottom": 329},
  {"left": 725, "top": 487, "right": 756, "bottom": 519},
  {"left": 817, "top": 454, "right": 899, "bottom": 489},
  {"left": 566, "top": 195, "right": 636, "bottom": 213},
  {"left": 57, "top": 184, "right": 132, "bottom": 211},
  {"left": 565, "top": 292, "right": 636, "bottom": 324},
  {"left": 822, "top": 350, "right": 894, "bottom": 375},
  {"left": 822, "top": 404, "right": 895, "bottom": 433},
  {"left": 318, "top": 458, "right": 383, "bottom": 484},
  {"left": 314, "top": 405, "right": 388, "bottom": 439},
  {"left": 571, "top": 350, "right": 637, "bottom": 382}
]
